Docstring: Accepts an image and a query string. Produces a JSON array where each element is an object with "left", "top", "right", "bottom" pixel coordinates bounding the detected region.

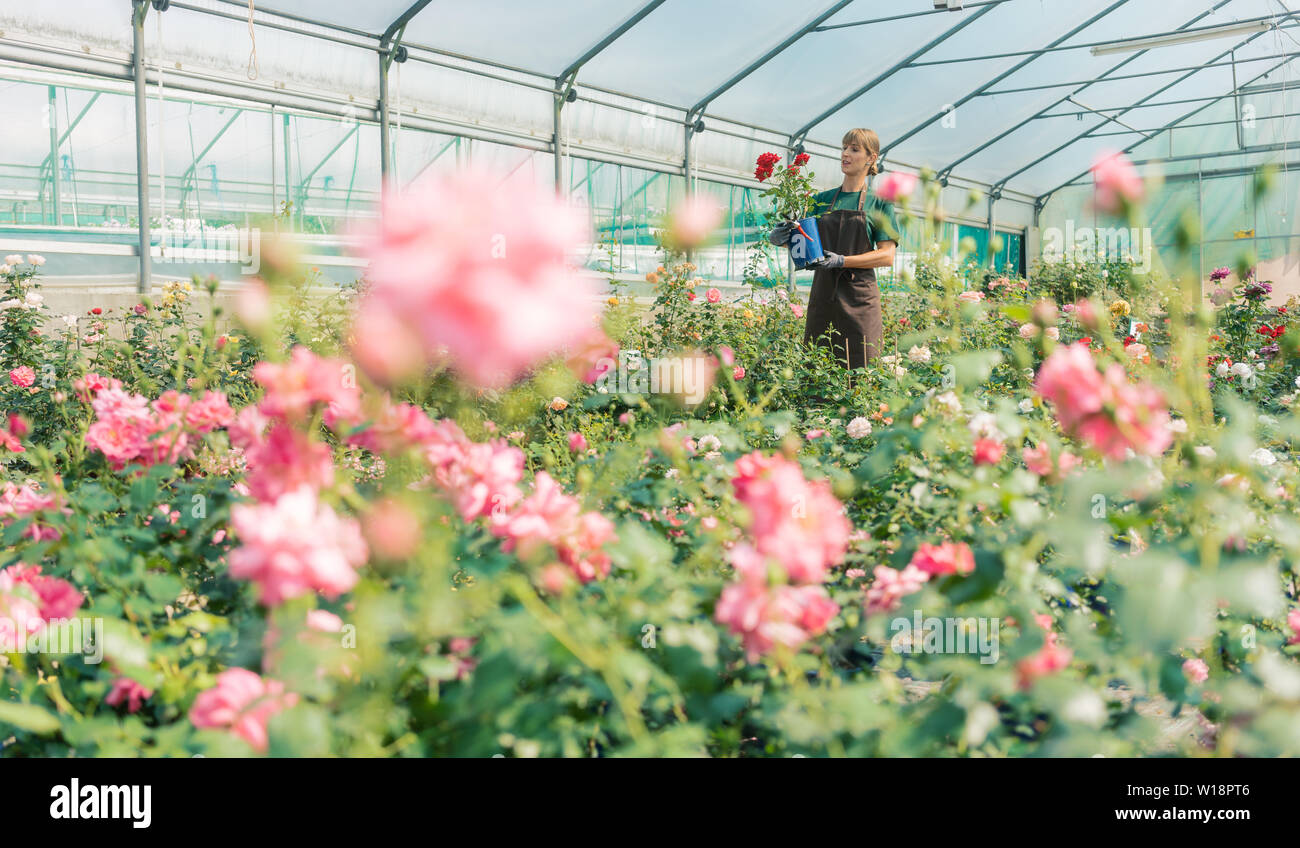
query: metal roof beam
[
  {"left": 687, "top": 0, "right": 854, "bottom": 120},
  {"left": 558, "top": 0, "right": 668, "bottom": 84},
  {"left": 814, "top": 0, "right": 1011, "bottom": 31},
  {"left": 979, "top": 47, "right": 1300, "bottom": 96},
  {"left": 1035, "top": 52, "right": 1297, "bottom": 200},
  {"left": 790, "top": 3, "right": 999, "bottom": 145},
  {"left": 934, "top": 0, "right": 1235, "bottom": 181},
  {"left": 999, "top": 24, "right": 1279, "bottom": 193},
  {"left": 881, "top": 0, "right": 1131, "bottom": 163},
  {"left": 1124, "top": 141, "right": 1298, "bottom": 167},
  {"left": 382, "top": 0, "right": 435, "bottom": 44},
  {"left": 908, "top": 10, "right": 1299, "bottom": 66}
]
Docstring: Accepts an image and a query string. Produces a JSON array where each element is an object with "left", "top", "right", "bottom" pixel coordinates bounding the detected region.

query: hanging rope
[{"left": 246, "top": 0, "right": 259, "bottom": 80}]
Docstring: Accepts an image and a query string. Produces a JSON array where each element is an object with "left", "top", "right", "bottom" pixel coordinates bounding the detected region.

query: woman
[{"left": 772, "top": 128, "right": 900, "bottom": 370}]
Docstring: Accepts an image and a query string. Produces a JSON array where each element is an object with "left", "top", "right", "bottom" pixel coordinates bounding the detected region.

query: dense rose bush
[{"left": 0, "top": 161, "right": 1296, "bottom": 757}]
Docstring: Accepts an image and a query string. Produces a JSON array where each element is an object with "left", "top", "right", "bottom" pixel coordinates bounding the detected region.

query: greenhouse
[
  {"left": 5, "top": 0, "right": 1299, "bottom": 297},
  {"left": 1, "top": 0, "right": 1300, "bottom": 776}
]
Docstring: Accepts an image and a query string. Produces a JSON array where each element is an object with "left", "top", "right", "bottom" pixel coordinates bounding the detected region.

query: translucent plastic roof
[{"left": 9, "top": 0, "right": 1300, "bottom": 201}]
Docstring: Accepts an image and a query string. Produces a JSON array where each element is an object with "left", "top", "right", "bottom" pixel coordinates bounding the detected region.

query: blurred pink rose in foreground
[
  {"left": 229, "top": 485, "right": 368, "bottom": 606},
  {"left": 863, "top": 564, "right": 930, "bottom": 615},
  {"left": 1183, "top": 657, "right": 1209, "bottom": 684},
  {"left": 1090, "top": 149, "right": 1143, "bottom": 214},
  {"left": 357, "top": 170, "right": 597, "bottom": 389},
  {"left": 714, "top": 555, "right": 839, "bottom": 662},
  {"left": 731, "top": 451, "right": 849, "bottom": 584},
  {"left": 666, "top": 195, "right": 723, "bottom": 251},
  {"left": 189, "top": 667, "right": 297, "bottom": 753},
  {"left": 875, "top": 171, "right": 918, "bottom": 203},
  {"left": 1035, "top": 342, "right": 1171, "bottom": 460},
  {"left": 909, "top": 541, "right": 975, "bottom": 578},
  {"left": 106, "top": 677, "right": 153, "bottom": 713}
]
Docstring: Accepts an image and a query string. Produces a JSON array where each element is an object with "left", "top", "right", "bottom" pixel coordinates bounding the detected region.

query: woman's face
[{"left": 841, "top": 141, "right": 873, "bottom": 177}]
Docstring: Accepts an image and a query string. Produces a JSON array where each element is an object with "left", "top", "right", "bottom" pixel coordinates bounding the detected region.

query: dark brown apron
[{"left": 801, "top": 186, "right": 884, "bottom": 370}]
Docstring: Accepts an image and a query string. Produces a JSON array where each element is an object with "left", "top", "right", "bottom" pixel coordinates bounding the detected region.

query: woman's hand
[
  {"left": 808, "top": 251, "right": 845, "bottom": 269},
  {"left": 769, "top": 221, "right": 797, "bottom": 247}
]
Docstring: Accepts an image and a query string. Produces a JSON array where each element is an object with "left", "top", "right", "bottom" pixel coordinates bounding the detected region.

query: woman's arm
[{"left": 842, "top": 240, "right": 896, "bottom": 270}]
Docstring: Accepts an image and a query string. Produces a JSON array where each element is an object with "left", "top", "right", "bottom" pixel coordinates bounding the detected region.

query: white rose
[
  {"left": 1247, "top": 350, "right": 1258, "bottom": 359},
  {"left": 1216, "top": 362, "right": 1231, "bottom": 378},
  {"left": 846, "top": 416, "right": 873, "bottom": 439},
  {"left": 3, "top": 255, "right": 21, "bottom": 265},
  {"left": 60, "top": 314, "right": 77, "bottom": 328},
  {"left": 0, "top": 265, "right": 10, "bottom": 275},
  {"left": 1018, "top": 398, "right": 1034, "bottom": 413},
  {"left": 935, "top": 391, "right": 962, "bottom": 415},
  {"left": 907, "top": 345, "right": 931, "bottom": 363},
  {"left": 0, "top": 299, "right": 20, "bottom": 310},
  {"left": 1168, "top": 418, "right": 1188, "bottom": 433},
  {"left": 1230, "top": 362, "right": 1253, "bottom": 378},
  {"left": 1249, "top": 447, "right": 1276, "bottom": 466},
  {"left": 1193, "top": 445, "right": 1216, "bottom": 459},
  {"left": 1018, "top": 323, "right": 1038, "bottom": 339},
  {"left": 968, "top": 411, "right": 1003, "bottom": 440},
  {"left": 1044, "top": 326, "right": 1060, "bottom": 341},
  {"left": 698, "top": 434, "right": 721, "bottom": 451},
  {"left": 26, "top": 255, "right": 44, "bottom": 266}
]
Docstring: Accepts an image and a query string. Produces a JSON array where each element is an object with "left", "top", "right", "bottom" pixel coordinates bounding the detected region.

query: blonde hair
[{"left": 841, "top": 128, "right": 881, "bottom": 176}]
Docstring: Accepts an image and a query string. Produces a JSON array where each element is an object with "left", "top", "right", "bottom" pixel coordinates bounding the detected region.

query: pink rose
[
  {"left": 908, "top": 541, "right": 975, "bottom": 578},
  {"left": 188, "top": 668, "right": 297, "bottom": 753},
  {"left": 359, "top": 170, "right": 597, "bottom": 389},
  {"left": 875, "top": 171, "right": 918, "bottom": 203},
  {"left": 706, "top": 288, "right": 721, "bottom": 304},
  {"left": 1182, "top": 657, "right": 1209, "bottom": 684},
  {"left": 105, "top": 677, "right": 153, "bottom": 713},
  {"left": 8, "top": 366, "right": 35, "bottom": 388},
  {"left": 973, "top": 438, "right": 1005, "bottom": 465},
  {"left": 1090, "top": 149, "right": 1144, "bottom": 214}
]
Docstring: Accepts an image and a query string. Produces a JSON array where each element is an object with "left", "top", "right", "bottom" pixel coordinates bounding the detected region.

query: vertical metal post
[
  {"left": 282, "top": 112, "right": 292, "bottom": 226},
  {"left": 1197, "top": 161, "right": 1204, "bottom": 292},
  {"left": 47, "top": 86, "right": 61, "bottom": 226},
  {"left": 683, "top": 122, "right": 693, "bottom": 198},
  {"left": 987, "top": 193, "right": 996, "bottom": 269},
  {"left": 270, "top": 105, "right": 277, "bottom": 224},
  {"left": 553, "top": 90, "right": 564, "bottom": 193},
  {"left": 131, "top": 1, "right": 151, "bottom": 294},
  {"left": 379, "top": 53, "right": 391, "bottom": 183}
]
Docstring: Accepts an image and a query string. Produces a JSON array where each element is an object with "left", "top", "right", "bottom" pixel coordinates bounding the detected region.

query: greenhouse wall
[{"left": 0, "top": 0, "right": 1035, "bottom": 307}]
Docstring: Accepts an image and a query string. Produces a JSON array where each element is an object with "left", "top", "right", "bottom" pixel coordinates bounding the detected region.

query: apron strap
[{"left": 828, "top": 186, "right": 868, "bottom": 213}]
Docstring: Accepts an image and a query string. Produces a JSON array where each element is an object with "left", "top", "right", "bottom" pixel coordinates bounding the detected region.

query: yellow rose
[{"left": 1109, "top": 299, "right": 1130, "bottom": 317}]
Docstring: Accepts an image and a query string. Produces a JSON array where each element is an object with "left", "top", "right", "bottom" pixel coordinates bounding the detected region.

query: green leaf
[
  {"left": 942, "top": 549, "right": 1004, "bottom": 605},
  {"left": 606, "top": 521, "right": 672, "bottom": 576},
  {"left": 0, "top": 701, "right": 61, "bottom": 735},
  {"left": 143, "top": 572, "right": 184, "bottom": 603}
]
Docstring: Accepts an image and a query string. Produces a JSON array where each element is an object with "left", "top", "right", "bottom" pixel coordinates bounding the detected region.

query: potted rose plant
[{"left": 755, "top": 151, "right": 821, "bottom": 269}]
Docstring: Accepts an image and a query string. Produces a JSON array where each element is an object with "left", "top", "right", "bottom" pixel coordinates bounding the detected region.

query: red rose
[
  {"left": 794, "top": 152, "right": 810, "bottom": 167},
  {"left": 754, "top": 152, "right": 781, "bottom": 182}
]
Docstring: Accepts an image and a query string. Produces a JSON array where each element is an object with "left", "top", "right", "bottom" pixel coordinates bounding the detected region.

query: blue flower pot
[{"left": 789, "top": 216, "right": 823, "bottom": 269}]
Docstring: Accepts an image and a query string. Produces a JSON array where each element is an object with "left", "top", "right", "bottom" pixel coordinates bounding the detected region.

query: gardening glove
[
  {"left": 809, "top": 251, "right": 845, "bottom": 269},
  {"left": 769, "top": 220, "right": 797, "bottom": 247}
]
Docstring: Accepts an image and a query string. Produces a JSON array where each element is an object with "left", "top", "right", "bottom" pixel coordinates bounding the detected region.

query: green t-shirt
[{"left": 810, "top": 188, "right": 902, "bottom": 246}]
